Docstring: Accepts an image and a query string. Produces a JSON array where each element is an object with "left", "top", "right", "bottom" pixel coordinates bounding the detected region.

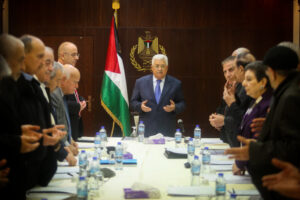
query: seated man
[
  {"left": 130, "top": 54, "right": 185, "bottom": 137},
  {"left": 51, "top": 64, "right": 80, "bottom": 156}
]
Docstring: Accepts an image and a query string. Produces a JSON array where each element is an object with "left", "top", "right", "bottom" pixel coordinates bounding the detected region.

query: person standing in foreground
[
  {"left": 225, "top": 46, "right": 300, "bottom": 200},
  {"left": 130, "top": 54, "right": 185, "bottom": 137}
]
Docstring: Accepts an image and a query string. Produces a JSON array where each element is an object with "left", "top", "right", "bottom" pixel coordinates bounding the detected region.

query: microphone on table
[{"left": 177, "top": 119, "right": 185, "bottom": 134}]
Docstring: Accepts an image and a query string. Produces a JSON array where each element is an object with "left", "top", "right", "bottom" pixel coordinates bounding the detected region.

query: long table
[{"left": 27, "top": 137, "right": 259, "bottom": 200}]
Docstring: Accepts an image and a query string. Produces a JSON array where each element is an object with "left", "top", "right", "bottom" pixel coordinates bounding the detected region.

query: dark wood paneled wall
[
  {"left": 0, "top": 0, "right": 3, "bottom": 33},
  {"left": 9, "top": 0, "right": 293, "bottom": 137}
]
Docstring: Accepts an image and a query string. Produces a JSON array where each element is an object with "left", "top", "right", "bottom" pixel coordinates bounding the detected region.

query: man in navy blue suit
[{"left": 130, "top": 54, "right": 185, "bottom": 137}]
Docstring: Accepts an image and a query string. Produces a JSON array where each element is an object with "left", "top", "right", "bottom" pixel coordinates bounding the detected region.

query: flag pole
[{"left": 112, "top": 0, "right": 120, "bottom": 28}]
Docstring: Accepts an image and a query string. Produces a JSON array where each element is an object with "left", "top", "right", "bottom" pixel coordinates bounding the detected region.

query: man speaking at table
[{"left": 130, "top": 54, "right": 185, "bottom": 137}]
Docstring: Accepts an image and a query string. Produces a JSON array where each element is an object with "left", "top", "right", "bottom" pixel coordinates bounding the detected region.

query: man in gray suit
[{"left": 51, "top": 64, "right": 80, "bottom": 156}]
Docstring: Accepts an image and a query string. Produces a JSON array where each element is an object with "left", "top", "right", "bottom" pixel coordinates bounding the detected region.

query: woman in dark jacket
[{"left": 233, "top": 61, "right": 272, "bottom": 175}]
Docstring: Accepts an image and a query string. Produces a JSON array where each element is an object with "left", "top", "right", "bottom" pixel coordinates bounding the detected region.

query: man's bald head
[
  {"left": 58, "top": 42, "right": 79, "bottom": 66},
  {"left": 20, "top": 35, "right": 45, "bottom": 75},
  {"left": 0, "top": 34, "right": 25, "bottom": 80},
  {"left": 61, "top": 64, "right": 80, "bottom": 95}
]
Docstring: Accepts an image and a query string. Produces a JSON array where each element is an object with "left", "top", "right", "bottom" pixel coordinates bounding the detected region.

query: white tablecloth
[{"left": 27, "top": 137, "right": 258, "bottom": 200}]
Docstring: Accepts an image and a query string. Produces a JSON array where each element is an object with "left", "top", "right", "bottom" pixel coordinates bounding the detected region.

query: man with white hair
[
  {"left": 131, "top": 54, "right": 185, "bottom": 137},
  {"left": 51, "top": 64, "right": 80, "bottom": 157}
]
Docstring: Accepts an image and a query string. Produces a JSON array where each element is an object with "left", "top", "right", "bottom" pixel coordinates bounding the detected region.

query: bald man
[
  {"left": 0, "top": 34, "right": 45, "bottom": 199},
  {"left": 16, "top": 35, "right": 62, "bottom": 195},
  {"left": 57, "top": 41, "right": 86, "bottom": 140},
  {"left": 58, "top": 41, "right": 79, "bottom": 67}
]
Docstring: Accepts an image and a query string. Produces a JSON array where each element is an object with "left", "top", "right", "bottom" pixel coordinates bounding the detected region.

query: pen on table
[{"left": 67, "top": 172, "right": 73, "bottom": 177}]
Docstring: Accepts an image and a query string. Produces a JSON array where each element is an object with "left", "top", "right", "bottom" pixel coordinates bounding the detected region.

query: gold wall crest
[{"left": 130, "top": 31, "right": 167, "bottom": 72}]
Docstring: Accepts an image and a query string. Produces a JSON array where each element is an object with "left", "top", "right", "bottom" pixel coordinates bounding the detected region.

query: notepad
[
  {"left": 201, "top": 138, "right": 223, "bottom": 144},
  {"left": 100, "top": 159, "right": 137, "bottom": 165},
  {"left": 233, "top": 189, "right": 260, "bottom": 196},
  {"left": 168, "top": 186, "right": 215, "bottom": 196},
  {"left": 77, "top": 143, "right": 94, "bottom": 149},
  {"left": 56, "top": 166, "right": 79, "bottom": 174}
]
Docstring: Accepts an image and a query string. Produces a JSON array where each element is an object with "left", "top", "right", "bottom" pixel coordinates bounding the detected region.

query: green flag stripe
[{"left": 101, "top": 73, "right": 130, "bottom": 136}]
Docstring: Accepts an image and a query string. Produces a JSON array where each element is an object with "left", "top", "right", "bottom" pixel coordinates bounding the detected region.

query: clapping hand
[
  {"left": 262, "top": 158, "right": 300, "bottom": 199},
  {"left": 224, "top": 136, "right": 255, "bottom": 161}
]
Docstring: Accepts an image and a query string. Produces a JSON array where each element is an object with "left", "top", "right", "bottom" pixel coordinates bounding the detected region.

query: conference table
[{"left": 27, "top": 137, "right": 260, "bottom": 200}]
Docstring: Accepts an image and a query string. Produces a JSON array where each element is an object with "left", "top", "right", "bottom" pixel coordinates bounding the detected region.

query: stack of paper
[{"left": 168, "top": 186, "right": 215, "bottom": 196}]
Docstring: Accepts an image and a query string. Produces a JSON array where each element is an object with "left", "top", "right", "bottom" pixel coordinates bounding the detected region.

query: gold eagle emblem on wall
[{"left": 130, "top": 31, "right": 167, "bottom": 71}]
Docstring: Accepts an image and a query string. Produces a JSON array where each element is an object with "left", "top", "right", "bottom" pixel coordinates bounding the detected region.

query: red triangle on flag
[{"left": 105, "top": 16, "right": 121, "bottom": 74}]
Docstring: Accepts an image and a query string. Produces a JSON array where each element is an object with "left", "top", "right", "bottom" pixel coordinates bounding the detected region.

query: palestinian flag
[{"left": 101, "top": 16, "right": 130, "bottom": 136}]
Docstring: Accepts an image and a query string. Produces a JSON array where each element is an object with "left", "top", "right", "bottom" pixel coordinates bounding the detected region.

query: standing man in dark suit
[
  {"left": 130, "top": 54, "right": 185, "bottom": 137},
  {"left": 225, "top": 46, "right": 300, "bottom": 200},
  {"left": 57, "top": 42, "right": 86, "bottom": 140}
]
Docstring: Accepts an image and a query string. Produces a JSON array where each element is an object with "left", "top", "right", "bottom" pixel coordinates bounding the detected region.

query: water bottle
[
  {"left": 187, "top": 138, "right": 195, "bottom": 163},
  {"left": 94, "top": 132, "right": 101, "bottom": 149},
  {"left": 194, "top": 125, "right": 201, "bottom": 147},
  {"left": 138, "top": 121, "right": 145, "bottom": 142},
  {"left": 202, "top": 147, "right": 211, "bottom": 165},
  {"left": 216, "top": 173, "right": 226, "bottom": 196},
  {"left": 191, "top": 155, "right": 201, "bottom": 186},
  {"left": 174, "top": 129, "right": 182, "bottom": 145},
  {"left": 79, "top": 150, "right": 88, "bottom": 176},
  {"left": 94, "top": 132, "right": 102, "bottom": 159},
  {"left": 115, "top": 142, "right": 123, "bottom": 170},
  {"left": 77, "top": 176, "right": 88, "bottom": 200},
  {"left": 99, "top": 126, "right": 107, "bottom": 147},
  {"left": 88, "top": 157, "right": 101, "bottom": 192}
]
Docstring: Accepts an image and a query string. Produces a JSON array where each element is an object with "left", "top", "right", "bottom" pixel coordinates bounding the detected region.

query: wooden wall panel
[{"left": 8, "top": 0, "right": 293, "bottom": 137}]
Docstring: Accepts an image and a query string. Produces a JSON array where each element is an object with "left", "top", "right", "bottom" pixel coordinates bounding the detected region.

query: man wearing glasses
[{"left": 131, "top": 54, "right": 185, "bottom": 137}]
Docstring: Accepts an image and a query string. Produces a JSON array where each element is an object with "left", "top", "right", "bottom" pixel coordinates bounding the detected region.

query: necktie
[{"left": 155, "top": 80, "right": 162, "bottom": 104}]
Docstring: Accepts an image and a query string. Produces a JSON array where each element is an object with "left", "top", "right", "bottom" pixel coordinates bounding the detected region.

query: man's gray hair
[
  {"left": 278, "top": 41, "right": 300, "bottom": 60},
  {"left": 232, "top": 47, "right": 250, "bottom": 57},
  {"left": 50, "top": 61, "right": 63, "bottom": 79},
  {"left": 152, "top": 54, "right": 168, "bottom": 66},
  {"left": 0, "top": 54, "right": 11, "bottom": 79}
]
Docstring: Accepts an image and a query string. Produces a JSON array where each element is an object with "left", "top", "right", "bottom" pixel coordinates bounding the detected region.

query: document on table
[
  {"left": 52, "top": 173, "right": 76, "bottom": 180},
  {"left": 56, "top": 166, "right": 79, "bottom": 174},
  {"left": 201, "top": 174, "right": 252, "bottom": 184},
  {"left": 168, "top": 186, "right": 215, "bottom": 196},
  {"left": 210, "top": 165, "right": 233, "bottom": 171},
  {"left": 78, "top": 136, "right": 94, "bottom": 142},
  {"left": 210, "top": 155, "right": 234, "bottom": 165},
  {"left": 201, "top": 138, "right": 223, "bottom": 144},
  {"left": 233, "top": 190, "right": 260, "bottom": 196},
  {"left": 28, "top": 186, "right": 76, "bottom": 194},
  {"left": 78, "top": 142, "right": 94, "bottom": 149}
]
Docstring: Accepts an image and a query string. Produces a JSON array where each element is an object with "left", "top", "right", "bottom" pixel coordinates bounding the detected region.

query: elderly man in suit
[{"left": 130, "top": 54, "right": 185, "bottom": 137}]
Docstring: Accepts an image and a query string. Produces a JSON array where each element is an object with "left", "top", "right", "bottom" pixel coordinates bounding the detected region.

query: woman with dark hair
[{"left": 233, "top": 61, "right": 273, "bottom": 175}]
